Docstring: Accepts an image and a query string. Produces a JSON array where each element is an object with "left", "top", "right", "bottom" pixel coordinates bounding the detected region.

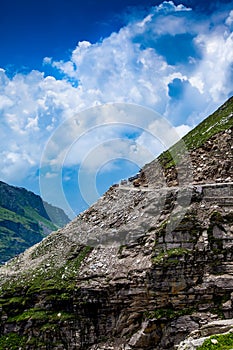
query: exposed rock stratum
[{"left": 0, "top": 97, "right": 232, "bottom": 349}]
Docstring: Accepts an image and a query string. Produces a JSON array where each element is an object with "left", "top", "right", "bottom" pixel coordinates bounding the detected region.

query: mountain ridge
[
  {"left": 0, "top": 180, "right": 70, "bottom": 264},
  {"left": 0, "top": 97, "right": 232, "bottom": 349}
]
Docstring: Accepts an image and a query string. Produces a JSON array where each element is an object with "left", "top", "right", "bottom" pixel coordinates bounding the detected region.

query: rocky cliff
[
  {"left": 0, "top": 97, "right": 232, "bottom": 349},
  {"left": 0, "top": 181, "right": 70, "bottom": 264}
]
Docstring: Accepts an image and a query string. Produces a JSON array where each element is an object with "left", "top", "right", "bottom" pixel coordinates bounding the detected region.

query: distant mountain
[{"left": 0, "top": 181, "right": 70, "bottom": 264}]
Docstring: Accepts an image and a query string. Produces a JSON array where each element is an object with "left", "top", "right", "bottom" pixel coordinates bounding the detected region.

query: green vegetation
[
  {"left": 0, "top": 330, "right": 66, "bottom": 349},
  {"left": 0, "top": 206, "right": 49, "bottom": 264},
  {"left": 8, "top": 308, "right": 74, "bottom": 323},
  {"left": 24, "top": 206, "right": 57, "bottom": 231},
  {"left": 197, "top": 331, "right": 233, "bottom": 350},
  {"left": 152, "top": 248, "right": 190, "bottom": 265},
  {"left": 0, "top": 207, "right": 28, "bottom": 226},
  {"left": 159, "top": 96, "right": 233, "bottom": 168},
  {"left": 0, "top": 333, "right": 27, "bottom": 350},
  {"left": 28, "top": 245, "right": 92, "bottom": 293},
  {"left": 0, "top": 245, "right": 92, "bottom": 296},
  {"left": 145, "top": 307, "right": 194, "bottom": 320},
  {"left": 0, "top": 180, "right": 70, "bottom": 264},
  {"left": 182, "top": 97, "right": 233, "bottom": 150},
  {"left": 0, "top": 246, "right": 91, "bottom": 342}
]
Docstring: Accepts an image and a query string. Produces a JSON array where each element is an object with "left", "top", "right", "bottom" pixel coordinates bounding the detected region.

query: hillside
[
  {"left": 0, "top": 97, "right": 232, "bottom": 349},
  {"left": 0, "top": 181, "right": 70, "bottom": 264},
  {"left": 143, "top": 96, "right": 233, "bottom": 187}
]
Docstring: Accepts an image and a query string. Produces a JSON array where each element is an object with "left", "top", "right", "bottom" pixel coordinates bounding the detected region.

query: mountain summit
[{"left": 0, "top": 97, "right": 232, "bottom": 349}]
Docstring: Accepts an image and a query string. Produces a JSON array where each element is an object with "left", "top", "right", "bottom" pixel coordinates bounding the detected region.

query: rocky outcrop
[
  {"left": 0, "top": 182, "right": 232, "bottom": 349},
  {"left": 176, "top": 319, "right": 233, "bottom": 349},
  {"left": 143, "top": 128, "right": 233, "bottom": 188},
  {"left": 143, "top": 97, "right": 233, "bottom": 188},
  {"left": 0, "top": 98, "right": 232, "bottom": 349}
]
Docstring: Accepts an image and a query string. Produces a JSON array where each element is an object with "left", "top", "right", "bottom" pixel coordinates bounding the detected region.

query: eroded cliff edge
[{"left": 0, "top": 98, "right": 232, "bottom": 349}]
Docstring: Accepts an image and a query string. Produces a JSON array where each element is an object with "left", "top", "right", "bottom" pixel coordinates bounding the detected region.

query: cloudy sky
[{"left": 0, "top": 0, "right": 233, "bottom": 217}]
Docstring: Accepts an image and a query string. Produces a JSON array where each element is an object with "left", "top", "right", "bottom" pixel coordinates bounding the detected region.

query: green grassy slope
[
  {"left": 158, "top": 96, "right": 233, "bottom": 167},
  {"left": 0, "top": 181, "right": 70, "bottom": 264}
]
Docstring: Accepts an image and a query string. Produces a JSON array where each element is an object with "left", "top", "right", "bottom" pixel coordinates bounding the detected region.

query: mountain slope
[
  {"left": 143, "top": 96, "right": 233, "bottom": 187},
  {"left": 168, "top": 96, "right": 232, "bottom": 153},
  {"left": 0, "top": 181, "right": 70, "bottom": 264},
  {"left": 0, "top": 97, "right": 232, "bottom": 349}
]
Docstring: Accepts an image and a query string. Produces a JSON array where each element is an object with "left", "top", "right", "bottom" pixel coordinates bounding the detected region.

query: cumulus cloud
[
  {"left": 155, "top": 1, "right": 192, "bottom": 13},
  {"left": 226, "top": 9, "right": 233, "bottom": 27},
  {"left": 0, "top": 0, "right": 233, "bottom": 192},
  {"left": 50, "top": 1, "right": 233, "bottom": 122}
]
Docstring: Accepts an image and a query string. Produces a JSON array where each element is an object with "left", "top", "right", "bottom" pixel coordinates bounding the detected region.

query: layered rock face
[
  {"left": 0, "top": 99, "right": 232, "bottom": 349},
  {"left": 143, "top": 125, "right": 233, "bottom": 188}
]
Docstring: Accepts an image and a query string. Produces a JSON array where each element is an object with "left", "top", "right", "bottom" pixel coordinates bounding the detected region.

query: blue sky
[{"left": 0, "top": 0, "right": 233, "bottom": 218}]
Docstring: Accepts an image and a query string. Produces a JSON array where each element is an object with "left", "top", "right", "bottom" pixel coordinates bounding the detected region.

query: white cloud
[
  {"left": 155, "top": 1, "right": 192, "bottom": 13},
  {"left": 175, "top": 124, "right": 191, "bottom": 137},
  {"left": 43, "top": 57, "right": 52, "bottom": 65},
  {"left": 0, "top": 95, "right": 13, "bottom": 109},
  {"left": 0, "top": 1, "right": 233, "bottom": 189},
  {"left": 189, "top": 75, "right": 204, "bottom": 94},
  {"left": 137, "top": 14, "right": 154, "bottom": 28},
  {"left": 193, "top": 32, "right": 233, "bottom": 102},
  {"left": 0, "top": 150, "right": 36, "bottom": 182},
  {"left": 226, "top": 10, "right": 233, "bottom": 27}
]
